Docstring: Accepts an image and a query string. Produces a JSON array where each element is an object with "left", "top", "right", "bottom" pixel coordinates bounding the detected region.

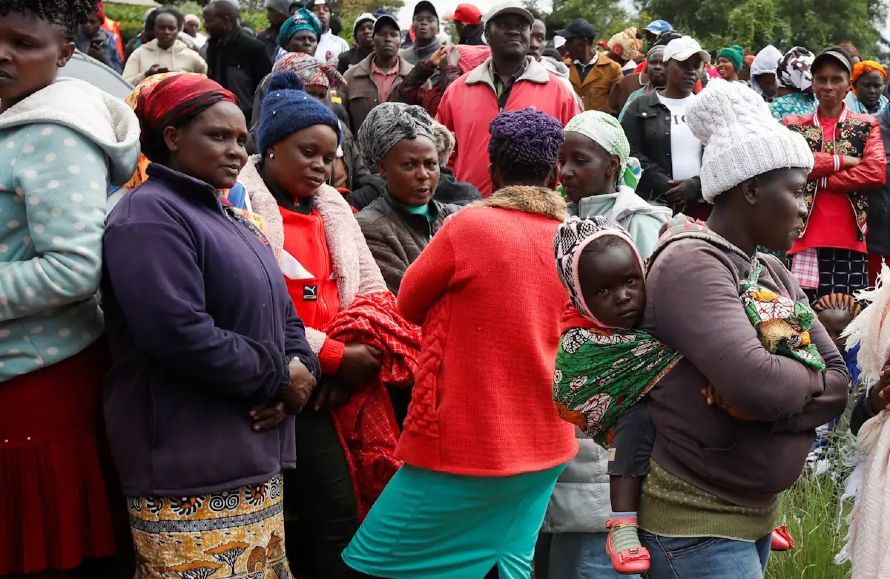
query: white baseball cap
[
  {"left": 553, "top": 35, "right": 566, "bottom": 49},
  {"left": 663, "top": 35, "right": 711, "bottom": 64}
]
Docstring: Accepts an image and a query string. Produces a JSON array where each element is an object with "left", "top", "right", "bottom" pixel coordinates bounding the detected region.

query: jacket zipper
[{"left": 222, "top": 207, "right": 281, "bottom": 342}]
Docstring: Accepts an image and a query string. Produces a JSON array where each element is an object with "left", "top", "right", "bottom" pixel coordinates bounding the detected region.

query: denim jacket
[{"left": 620, "top": 91, "right": 703, "bottom": 206}]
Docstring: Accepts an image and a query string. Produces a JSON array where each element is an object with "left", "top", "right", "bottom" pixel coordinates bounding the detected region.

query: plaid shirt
[{"left": 791, "top": 248, "right": 820, "bottom": 289}]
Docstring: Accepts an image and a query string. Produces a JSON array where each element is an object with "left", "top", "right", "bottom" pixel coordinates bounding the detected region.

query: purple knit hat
[{"left": 488, "top": 108, "right": 564, "bottom": 181}]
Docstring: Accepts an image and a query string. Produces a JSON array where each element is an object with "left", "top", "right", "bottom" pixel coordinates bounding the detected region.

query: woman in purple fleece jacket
[
  {"left": 637, "top": 80, "right": 850, "bottom": 578},
  {"left": 101, "top": 74, "right": 317, "bottom": 578}
]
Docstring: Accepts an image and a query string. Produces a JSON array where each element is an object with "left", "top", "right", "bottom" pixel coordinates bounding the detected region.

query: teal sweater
[{"left": 0, "top": 78, "right": 139, "bottom": 382}]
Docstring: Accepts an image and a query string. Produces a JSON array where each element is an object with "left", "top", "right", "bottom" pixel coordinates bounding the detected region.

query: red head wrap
[{"left": 135, "top": 74, "right": 238, "bottom": 161}]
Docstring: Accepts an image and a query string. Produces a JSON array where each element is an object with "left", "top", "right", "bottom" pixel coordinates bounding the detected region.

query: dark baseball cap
[
  {"left": 812, "top": 47, "right": 853, "bottom": 75},
  {"left": 413, "top": 0, "right": 438, "bottom": 20},
  {"left": 554, "top": 18, "right": 595, "bottom": 41},
  {"left": 373, "top": 13, "right": 400, "bottom": 34}
]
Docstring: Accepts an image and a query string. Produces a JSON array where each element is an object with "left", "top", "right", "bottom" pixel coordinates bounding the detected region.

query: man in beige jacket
[{"left": 123, "top": 8, "right": 207, "bottom": 85}]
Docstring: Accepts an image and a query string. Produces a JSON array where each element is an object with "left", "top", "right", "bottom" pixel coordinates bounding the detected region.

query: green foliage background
[{"left": 106, "top": 0, "right": 889, "bottom": 57}]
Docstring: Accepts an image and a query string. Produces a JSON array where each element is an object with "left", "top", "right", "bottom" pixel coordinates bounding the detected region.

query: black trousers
[{"left": 286, "top": 408, "right": 359, "bottom": 579}]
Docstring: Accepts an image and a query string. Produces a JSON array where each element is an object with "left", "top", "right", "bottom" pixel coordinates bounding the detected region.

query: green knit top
[{"left": 639, "top": 460, "right": 779, "bottom": 542}]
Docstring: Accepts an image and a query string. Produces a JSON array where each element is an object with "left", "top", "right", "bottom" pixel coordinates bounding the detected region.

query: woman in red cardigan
[
  {"left": 783, "top": 47, "right": 887, "bottom": 301},
  {"left": 340, "top": 108, "right": 578, "bottom": 578}
]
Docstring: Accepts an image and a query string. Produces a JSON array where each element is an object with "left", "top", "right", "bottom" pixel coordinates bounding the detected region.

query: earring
[{"left": 268, "top": 152, "right": 275, "bottom": 160}]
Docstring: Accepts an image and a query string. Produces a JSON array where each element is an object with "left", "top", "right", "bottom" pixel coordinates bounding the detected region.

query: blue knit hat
[{"left": 257, "top": 72, "right": 341, "bottom": 155}]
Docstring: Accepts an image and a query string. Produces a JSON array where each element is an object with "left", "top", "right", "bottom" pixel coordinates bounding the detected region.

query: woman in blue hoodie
[
  {"left": 0, "top": 1, "right": 139, "bottom": 575},
  {"left": 102, "top": 73, "right": 318, "bottom": 578}
]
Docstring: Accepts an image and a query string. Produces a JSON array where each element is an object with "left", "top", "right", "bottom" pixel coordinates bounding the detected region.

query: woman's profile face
[
  {"left": 164, "top": 101, "right": 249, "bottom": 190},
  {"left": 558, "top": 132, "right": 619, "bottom": 203},
  {"left": 0, "top": 10, "right": 73, "bottom": 112},
  {"left": 749, "top": 168, "right": 809, "bottom": 252},
  {"left": 264, "top": 124, "right": 338, "bottom": 198}
]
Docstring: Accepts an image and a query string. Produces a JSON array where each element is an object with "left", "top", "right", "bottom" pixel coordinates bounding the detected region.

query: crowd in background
[{"left": 3, "top": 0, "right": 890, "bottom": 578}]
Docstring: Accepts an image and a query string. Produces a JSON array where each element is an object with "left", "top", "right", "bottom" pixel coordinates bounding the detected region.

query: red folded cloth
[{"left": 323, "top": 291, "right": 421, "bottom": 520}]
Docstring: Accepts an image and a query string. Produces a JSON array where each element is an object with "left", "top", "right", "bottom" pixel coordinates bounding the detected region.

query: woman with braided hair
[
  {"left": 340, "top": 108, "right": 577, "bottom": 579},
  {"left": 0, "top": 0, "right": 140, "bottom": 575}
]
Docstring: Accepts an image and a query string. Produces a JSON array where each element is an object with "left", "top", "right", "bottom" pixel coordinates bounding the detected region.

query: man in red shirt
[{"left": 436, "top": 1, "right": 581, "bottom": 195}]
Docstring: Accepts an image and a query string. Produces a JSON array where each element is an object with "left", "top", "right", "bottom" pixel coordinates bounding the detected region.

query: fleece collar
[{"left": 478, "top": 185, "right": 567, "bottom": 221}]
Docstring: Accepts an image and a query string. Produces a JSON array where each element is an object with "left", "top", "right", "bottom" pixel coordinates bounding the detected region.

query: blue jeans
[
  {"left": 640, "top": 531, "right": 772, "bottom": 579},
  {"left": 548, "top": 533, "right": 641, "bottom": 579}
]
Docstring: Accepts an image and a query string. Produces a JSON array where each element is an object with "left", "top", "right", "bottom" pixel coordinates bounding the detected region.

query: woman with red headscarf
[{"left": 102, "top": 74, "right": 318, "bottom": 578}]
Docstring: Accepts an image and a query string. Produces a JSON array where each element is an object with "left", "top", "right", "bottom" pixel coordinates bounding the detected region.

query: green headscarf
[
  {"left": 278, "top": 8, "right": 322, "bottom": 49},
  {"left": 563, "top": 110, "right": 641, "bottom": 190}
]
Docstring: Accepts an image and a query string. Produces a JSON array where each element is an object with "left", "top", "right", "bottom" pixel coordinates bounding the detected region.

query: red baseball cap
[{"left": 446, "top": 3, "right": 482, "bottom": 25}]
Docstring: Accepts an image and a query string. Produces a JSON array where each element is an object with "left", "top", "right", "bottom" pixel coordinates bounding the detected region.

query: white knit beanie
[{"left": 686, "top": 78, "right": 814, "bottom": 203}]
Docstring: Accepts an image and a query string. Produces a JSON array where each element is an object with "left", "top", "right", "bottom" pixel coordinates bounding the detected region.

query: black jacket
[
  {"left": 460, "top": 25, "right": 485, "bottom": 46},
  {"left": 257, "top": 28, "right": 279, "bottom": 61},
  {"left": 338, "top": 46, "right": 371, "bottom": 74},
  {"left": 206, "top": 28, "right": 272, "bottom": 125},
  {"left": 621, "top": 91, "right": 703, "bottom": 207},
  {"left": 867, "top": 107, "right": 890, "bottom": 255},
  {"left": 347, "top": 169, "right": 481, "bottom": 211}
]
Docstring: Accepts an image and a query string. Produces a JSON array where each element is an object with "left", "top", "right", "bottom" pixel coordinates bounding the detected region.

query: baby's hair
[
  {"left": 813, "top": 292, "right": 862, "bottom": 317},
  {"left": 0, "top": 0, "right": 100, "bottom": 41}
]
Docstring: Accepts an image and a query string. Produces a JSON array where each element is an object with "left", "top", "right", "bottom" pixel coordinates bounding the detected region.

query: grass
[
  {"left": 766, "top": 409, "right": 857, "bottom": 579},
  {"left": 767, "top": 467, "right": 852, "bottom": 578}
]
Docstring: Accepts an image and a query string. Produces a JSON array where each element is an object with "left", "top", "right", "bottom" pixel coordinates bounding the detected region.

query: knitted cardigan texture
[{"left": 395, "top": 186, "right": 578, "bottom": 476}]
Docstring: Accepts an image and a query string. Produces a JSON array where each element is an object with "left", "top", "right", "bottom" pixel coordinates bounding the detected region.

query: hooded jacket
[
  {"left": 122, "top": 38, "right": 208, "bottom": 85},
  {"left": 750, "top": 45, "right": 782, "bottom": 98},
  {"left": 0, "top": 78, "right": 139, "bottom": 382}
]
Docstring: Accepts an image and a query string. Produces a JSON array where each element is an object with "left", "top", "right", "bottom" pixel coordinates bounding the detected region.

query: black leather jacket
[{"left": 620, "top": 91, "right": 703, "bottom": 207}]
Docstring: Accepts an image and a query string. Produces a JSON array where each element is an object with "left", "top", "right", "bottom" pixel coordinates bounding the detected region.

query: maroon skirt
[{"left": 0, "top": 342, "right": 116, "bottom": 574}]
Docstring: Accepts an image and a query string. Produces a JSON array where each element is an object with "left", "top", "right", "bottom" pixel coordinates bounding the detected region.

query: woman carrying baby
[{"left": 557, "top": 79, "right": 850, "bottom": 579}]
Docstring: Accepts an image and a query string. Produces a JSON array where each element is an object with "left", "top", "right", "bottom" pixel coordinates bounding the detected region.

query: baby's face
[{"left": 578, "top": 241, "right": 646, "bottom": 329}]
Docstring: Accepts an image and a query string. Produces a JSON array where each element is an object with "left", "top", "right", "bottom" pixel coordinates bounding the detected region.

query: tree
[
  {"left": 636, "top": 0, "right": 888, "bottom": 56},
  {"left": 546, "top": 0, "right": 633, "bottom": 41}
]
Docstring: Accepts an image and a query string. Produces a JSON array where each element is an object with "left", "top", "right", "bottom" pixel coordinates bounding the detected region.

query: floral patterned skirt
[{"left": 128, "top": 473, "right": 292, "bottom": 579}]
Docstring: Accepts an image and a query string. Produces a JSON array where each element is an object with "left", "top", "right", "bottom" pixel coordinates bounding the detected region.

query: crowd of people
[{"left": 3, "top": 0, "right": 890, "bottom": 578}]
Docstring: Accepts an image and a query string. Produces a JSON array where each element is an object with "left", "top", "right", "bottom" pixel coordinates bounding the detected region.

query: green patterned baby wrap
[
  {"left": 553, "top": 215, "right": 825, "bottom": 444},
  {"left": 553, "top": 327, "right": 681, "bottom": 445}
]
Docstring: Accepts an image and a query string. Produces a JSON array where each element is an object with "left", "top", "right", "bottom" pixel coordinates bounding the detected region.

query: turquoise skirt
[{"left": 342, "top": 463, "right": 567, "bottom": 579}]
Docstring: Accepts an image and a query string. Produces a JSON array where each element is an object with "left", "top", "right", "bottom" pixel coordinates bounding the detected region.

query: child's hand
[{"left": 701, "top": 385, "right": 757, "bottom": 421}]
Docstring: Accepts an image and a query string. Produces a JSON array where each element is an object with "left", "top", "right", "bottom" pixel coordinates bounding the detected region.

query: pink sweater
[{"left": 396, "top": 186, "right": 578, "bottom": 476}]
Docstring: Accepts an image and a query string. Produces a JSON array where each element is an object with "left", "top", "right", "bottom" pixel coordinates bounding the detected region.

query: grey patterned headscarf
[{"left": 357, "top": 102, "right": 437, "bottom": 169}]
